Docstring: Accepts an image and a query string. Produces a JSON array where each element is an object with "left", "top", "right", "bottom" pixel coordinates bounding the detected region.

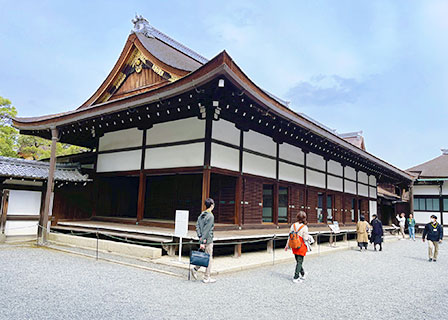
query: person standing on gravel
[
  {"left": 356, "top": 215, "right": 370, "bottom": 251},
  {"left": 285, "top": 211, "right": 310, "bottom": 284},
  {"left": 396, "top": 212, "right": 406, "bottom": 239},
  {"left": 191, "top": 198, "right": 216, "bottom": 283},
  {"left": 422, "top": 215, "right": 443, "bottom": 262},
  {"left": 370, "top": 214, "right": 383, "bottom": 251},
  {"left": 408, "top": 213, "right": 416, "bottom": 241}
]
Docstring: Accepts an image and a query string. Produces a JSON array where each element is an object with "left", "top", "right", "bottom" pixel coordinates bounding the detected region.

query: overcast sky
[{"left": 1, "top": 0, "right": 447, "bottom": 169}]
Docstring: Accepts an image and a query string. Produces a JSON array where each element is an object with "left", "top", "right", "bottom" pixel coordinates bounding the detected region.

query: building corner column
[{"left": 41, "top": 128, "right": 58, "bottom": 244}]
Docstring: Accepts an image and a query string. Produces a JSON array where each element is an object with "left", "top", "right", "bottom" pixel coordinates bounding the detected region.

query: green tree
[
  {"left": 0, "top": 96, "right": 19, "bottom": 157},
  {"left": 18, "top": 135, "right": 89, "bottom": 160}
]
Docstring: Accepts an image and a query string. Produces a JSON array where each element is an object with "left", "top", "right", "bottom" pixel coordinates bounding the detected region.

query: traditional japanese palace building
[
  {"left": 408, "top": 149, "right": 448, "bottom": 230},
  {"left": 13, "top": 16, "right": 413, "bottom": 233}
]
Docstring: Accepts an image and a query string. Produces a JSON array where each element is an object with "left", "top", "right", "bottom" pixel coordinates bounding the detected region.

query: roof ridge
[{"left": 131, "top": 15, "right": 208, "bottom": 65}]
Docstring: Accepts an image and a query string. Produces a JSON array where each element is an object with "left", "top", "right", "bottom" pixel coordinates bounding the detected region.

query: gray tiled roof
[
  {"left": 0, "top": 156, "right": 90, "bottom": 182},
  {"left": 407, "top": 154, "right": 448, "bottom": 178}
]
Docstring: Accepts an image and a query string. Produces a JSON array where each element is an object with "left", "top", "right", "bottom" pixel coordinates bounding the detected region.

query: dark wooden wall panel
[{"left": 243, "top": 177, "right": 263, "bottom": 224}]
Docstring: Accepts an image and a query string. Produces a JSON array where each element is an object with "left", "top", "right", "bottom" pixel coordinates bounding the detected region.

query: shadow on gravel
[
  {"left": 403, "top": 256, "right": 429, "bottom": 262},
  {"left": 269, "top": 271, "right": 292, "bottom": 281}
]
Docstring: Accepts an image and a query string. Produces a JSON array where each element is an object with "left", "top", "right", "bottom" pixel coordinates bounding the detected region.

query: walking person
[
  {"left": 408, "top": 213, "right": 416, "bottom": 241},
  {"left": 422, "top": 215, "right": 443, "bottom": 262},
  {"left": 370, "top": 214, "right": 383, "bottom": 251},
  {"left": 190, "top": 198, "right": 216, "bottom": 283},
  {"left": 285, "top": 211, "right": 310, "bottom": 283},
  {"left": 356, "top": 215, "right": 370, "bottom": 251},
  {"left": 396, "top": 212, "right": 406, "bottom": 239}
]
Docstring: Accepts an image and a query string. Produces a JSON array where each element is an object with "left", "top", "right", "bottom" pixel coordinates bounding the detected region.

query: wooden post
[
  {"left": 137, "top": 129, "right": 147, "bottom": 222},
  {"left": 37, "top": 185, "right": 47, "bottom": 238},
  {"left": 234, "top": 243, "right": 242, "bottom": 258},
  {"left": 235, "top": 175, "right": 243, "bottom": 226},
  {"left": 201, "top": 169, "right": 211, "bottom": 212},
  {"left": 0, "top": 190, "right": 9, "bottom": 242},
  {"left": 41, "top": 128, "right": 58, "bottom": 244},
  {"left": 267, "top": 239, "right": 274, "bottom": 253}
]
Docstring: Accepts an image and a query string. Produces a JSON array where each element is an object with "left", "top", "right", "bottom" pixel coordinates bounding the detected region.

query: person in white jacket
[{"left": 396, "top": 212, "right": 406, "bottom": 239}]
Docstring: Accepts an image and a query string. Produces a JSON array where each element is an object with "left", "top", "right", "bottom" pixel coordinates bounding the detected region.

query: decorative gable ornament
[{"left": 131, "top": 14, "right": 155, "bottom": 38}]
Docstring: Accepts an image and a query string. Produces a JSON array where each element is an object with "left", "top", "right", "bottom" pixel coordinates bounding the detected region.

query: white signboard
[
  {"left": 175, "top": 210, "right": 189, "bottom": 262},
  {"left": 329, "top": 221, "right": 340, "bottom": 234},
  {"left": 174, "top": 210, "right": 189, "bottom": 237}
]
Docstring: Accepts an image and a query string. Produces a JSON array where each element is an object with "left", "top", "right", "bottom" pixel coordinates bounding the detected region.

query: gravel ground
[{"left": 0, "top": 239, "right": 447, "bottom": 320}]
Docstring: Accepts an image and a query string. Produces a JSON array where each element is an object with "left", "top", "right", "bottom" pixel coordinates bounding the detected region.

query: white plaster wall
[
  {"left": 328, "top": 160, "right": 343, "bottom": 177},
  {"left": 212, "top": 119, "right": 240, "bottom": 146},
  {"left": 306, "top": 169, "right": 325, "bottom": 188},
  {"left": 414, "top": 212, "right": 436, "bottom": 224},
  {"left": 279, "top": 143, "right": 304, "bottom": 165},
  {"left": 444, "top": 213, "right": 448, "bottom": 226},
  {"left": 146, "top": 118, "right": 205, "bottom": 145},
  {"left": 369, "top": 175, "right": 377, "bottom": 186},
  {"left": 358, "top": 183, "right": 369, "bottom": 197},
  {"left": 345, "top": 166, "right": 357, "bottom": 180},
  {"left": 7, "top": 190, "right": 42, "bottom": 215},
  {"left": 413, "top": 185, "right": 440, "bottom": 196},
  {"left": 345, "top": 180, "right": 357, "bottom": 195},
  {"left": 5, "top": 221, "right": 38, "bottom": 236},
  {"left": 97, "top": 150, "right": 142, "bottom": 172},
  {"left": 358, "top": 171, "right": 369, "bottom": 184},
  {"left": 279, "top": 162, "right": 304, "bottom": 184},
  {"left": 244, "top": 130, "right": 276, "bottom": 156},
  {"left": 210, "top": 143, "right": 239, "bottom": 172},
  {"left": 306, "top": 153, "right": 326, "bottom": 171},
  {"left": 328, "top": 176, "right": 343, "bottom": 192},
  {"left": 442, "top": 182, "right": 448, "bottom": 195},
  {"left": 145, "top": 143, "right": 204, "bottom": 169},
  {"left": 369, "top": 200, "right": 377, "bottom": 221},
  {"left": 99, "top": 128, "right": 142, "bottom": 151},
  {"left": 369, "top": 186, "right": 377, "bottom": 199},
  {"left": 242, "top": 152, "right": 276, "bottom": 179}
]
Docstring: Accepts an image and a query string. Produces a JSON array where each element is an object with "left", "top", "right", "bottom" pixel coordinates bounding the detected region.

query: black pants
[
  {"left": 358, "top": 242, "right": 368, "bottom": 249},
  {"left": 294, "top": 254, "right": 305, "bottom": 279}
]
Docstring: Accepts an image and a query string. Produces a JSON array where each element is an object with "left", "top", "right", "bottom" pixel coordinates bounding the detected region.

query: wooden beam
[
  {"left": 41, "top": 128, "right": 58, "bottom": 244},
  {"left": 235, "top": 175, "right": 243, "bottom": 226}
]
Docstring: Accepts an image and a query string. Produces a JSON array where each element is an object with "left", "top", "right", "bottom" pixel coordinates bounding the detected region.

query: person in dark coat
[{"left": 370, "top": 214, "right": 384, "bottom": 251}]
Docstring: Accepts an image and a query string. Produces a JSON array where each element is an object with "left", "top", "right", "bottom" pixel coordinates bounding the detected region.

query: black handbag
[{"left": 190, "top": 250, "right": 210, "bottom": 268}]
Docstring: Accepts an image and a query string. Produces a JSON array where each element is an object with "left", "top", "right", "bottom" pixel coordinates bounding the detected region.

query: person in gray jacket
[{"left": 191, "top": 198, "right": 216, "bottom": 283}]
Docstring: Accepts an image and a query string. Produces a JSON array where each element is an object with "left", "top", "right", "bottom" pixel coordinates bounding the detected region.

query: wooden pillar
[
  {"left": 235, "top": 175, "right": 243, "bottom": 226},
  {"left": 201, "top": 169, "right": 211, "bottom": 212},
  {"left": 137, "top": 129, "right": 147, "bottom": 222},
  {"left": 267, "top": 239, "right": 274, "bottom": 253},
  {"left": 0, "top": 190, "right": 9, "bottom": 242},
  {"left": 38, "top": 185, "right": 47, "bottom": 237},
  {"left": 41, "top": 128, "right": 58, "bottom": 244},
  {"left": 234, "top": 243, "right": 242, "bottom": 258},
  {"left": 91, "top": 138, "right": 100, "bottom": 218}
]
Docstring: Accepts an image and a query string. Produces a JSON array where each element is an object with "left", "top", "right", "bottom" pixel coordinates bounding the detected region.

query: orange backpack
[{"left": 289, "top": 223, "right": 305, "bottom": 249}]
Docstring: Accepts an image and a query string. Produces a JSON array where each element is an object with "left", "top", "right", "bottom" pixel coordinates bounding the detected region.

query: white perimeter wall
[{"left": 5, "top": 190, "right": 42, "bottom": 236}]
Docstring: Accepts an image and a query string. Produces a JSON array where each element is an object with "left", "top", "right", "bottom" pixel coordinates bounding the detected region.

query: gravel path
[{"left": 0, "top": 239, "right": 447, "bottom": 320}]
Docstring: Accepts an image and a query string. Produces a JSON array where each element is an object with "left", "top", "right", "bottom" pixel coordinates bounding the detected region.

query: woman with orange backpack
[{"left": 285, "top": 211, "right": 310, "bottom": 283}]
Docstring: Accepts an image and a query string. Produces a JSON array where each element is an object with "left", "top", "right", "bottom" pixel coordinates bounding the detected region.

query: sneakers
[
  {"left": 292, "top": 278, "right": 303, "bottom": 284},
  {"left": 190, "top": 267, "right": 198, "bottom": 280},
  {"left": 300, "top": 272, "right": 308, "bottom": 280},
  {"left": 433, "top": 259, "right": 437, "bottom": 262},
  {"left": 428, "top": 258, "right": 433, "bottom": 262},
  {"left": 203, "top": 278, "right": 217, "bottom": 283}
]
